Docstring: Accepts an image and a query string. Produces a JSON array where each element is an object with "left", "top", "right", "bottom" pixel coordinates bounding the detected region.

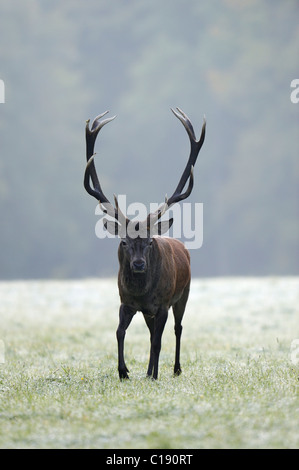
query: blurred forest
[{"left": 0, "top": 0, "right": 298, "bottom": 279}]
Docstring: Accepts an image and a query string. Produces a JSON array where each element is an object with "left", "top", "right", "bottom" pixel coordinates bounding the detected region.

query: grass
[{"left": 0, "top": 277, "right": 298, "bottom": 448}]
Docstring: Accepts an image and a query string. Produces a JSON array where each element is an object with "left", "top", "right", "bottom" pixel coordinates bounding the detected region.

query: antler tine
[
  {"left": 85, "top": 111, "right": 116, "bottom": 165},
  {"left": 84, "top": 155, "right": 114, "bottom": 217},
  {"left": 170, "top": 107, "right": 197, "bottom": 142},
  {"left": 87, "top": 111, "right": 117, "bottom": 134},
  {"left": 113, "top": 194, "right": 129, "bottom": 224},
  {"left": 147, "top": 196, "right": 169, "bottom": 227},
  {"left": 168, "top": 165, "right": 194, "bottom": 207}
]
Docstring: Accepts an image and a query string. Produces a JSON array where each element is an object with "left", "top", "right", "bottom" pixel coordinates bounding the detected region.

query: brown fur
[{"left": 116, "top": 236, "right": 191, "bottom": 380}]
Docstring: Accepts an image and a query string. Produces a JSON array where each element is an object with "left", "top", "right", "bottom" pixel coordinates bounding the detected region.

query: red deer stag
[{"left": 84, "top": 108, "right": 206, "bottom": 379}]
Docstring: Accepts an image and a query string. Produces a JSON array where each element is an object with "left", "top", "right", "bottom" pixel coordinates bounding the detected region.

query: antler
[
  {"left": 147, "top": 107, "right": 206, "bottom": 225},
  {"left": 84, "top": 111, "right": 128, "bottom": 222},
  {"left": 84, "top": 111, "right": 115, "bottom": 203},
  {"left": 167, "top": 107, "right": 206, "bottom": 206},
  {"left": 84, "top": 109, "right": 206, "bottom": 232}
]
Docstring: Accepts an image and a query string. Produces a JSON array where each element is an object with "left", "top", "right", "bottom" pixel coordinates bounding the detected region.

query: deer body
[
  {"left": 117, "top": 236, "right": 190, "bottom": 379},
  {"left": 84, "top": 108, "right": 205, "bottom": 379}
]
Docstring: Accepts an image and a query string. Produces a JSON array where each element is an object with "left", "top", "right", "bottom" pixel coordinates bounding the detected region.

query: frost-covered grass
[{"left": 0, "top": 277, "right": 298, "bottom": 449}]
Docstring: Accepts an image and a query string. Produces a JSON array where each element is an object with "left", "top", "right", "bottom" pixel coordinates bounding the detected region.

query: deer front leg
[
  {"left": 116, "top": 304, "right": 135, "bottom": 379},
  {"left": 150, "top": 308, "right": 168, "bottom": 380}
]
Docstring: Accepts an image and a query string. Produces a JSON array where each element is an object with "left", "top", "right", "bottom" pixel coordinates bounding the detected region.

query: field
[{"left": 0, "top": 277, "right": 298, "bottom": 449}]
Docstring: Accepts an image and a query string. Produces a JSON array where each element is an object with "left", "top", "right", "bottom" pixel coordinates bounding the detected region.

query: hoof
[
  {"left": 146, "top": 374, "right": 157, "bottom": 380},
  {"left": 119, "top": 367, "right": 130, "bottom": 380}
]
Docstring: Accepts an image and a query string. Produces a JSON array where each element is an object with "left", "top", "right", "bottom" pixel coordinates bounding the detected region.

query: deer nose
[{"left": 132, "top": 260, "right": 146, "bottom": 272}]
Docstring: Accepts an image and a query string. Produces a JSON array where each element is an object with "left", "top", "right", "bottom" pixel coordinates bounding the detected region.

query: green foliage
[{"left": 0, "top": 0, "right": 298, "bottom": 278}]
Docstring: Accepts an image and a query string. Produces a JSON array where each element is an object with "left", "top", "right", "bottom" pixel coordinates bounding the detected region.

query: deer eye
[{"left": 121, "top": 240, "right": 127, "bottom": 247}]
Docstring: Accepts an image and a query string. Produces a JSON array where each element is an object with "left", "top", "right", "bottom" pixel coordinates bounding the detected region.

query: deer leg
[
  {"left": 116, "top": 304, "right": 135, "bottom": 379},
  {"left": 143, "top": 313, "right": 155, "bottom": 377},
  {"left": 172, "top": 282, "right": 190, "bottom": 376},
  {"left": 150, "top": 308, "right": 168, "bottom": 380}
]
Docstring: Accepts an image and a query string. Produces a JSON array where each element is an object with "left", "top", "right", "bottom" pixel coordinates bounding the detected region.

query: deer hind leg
[
  {"left": 143, "top": 313, "right": 155, "bottom": 377},
  {"left": 172, "top": 282, "right": 190, "bottom": 376}
]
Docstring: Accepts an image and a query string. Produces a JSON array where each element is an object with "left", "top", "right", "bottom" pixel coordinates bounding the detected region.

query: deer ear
[
  {"left": 103, "top": 218, "right": 120, "bottom": 236},
  {"left": 153, "top": 218, "right": 173, "bottom": 236}
]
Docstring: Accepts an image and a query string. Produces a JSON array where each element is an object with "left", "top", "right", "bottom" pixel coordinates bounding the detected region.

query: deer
[{"left": 84, "top": 108, "right": 206, "bottom": 380}]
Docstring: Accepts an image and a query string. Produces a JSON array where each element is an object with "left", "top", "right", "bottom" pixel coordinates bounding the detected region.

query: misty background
[{"left": 0, "top": 0, "right": 298, "bottom": 280}]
